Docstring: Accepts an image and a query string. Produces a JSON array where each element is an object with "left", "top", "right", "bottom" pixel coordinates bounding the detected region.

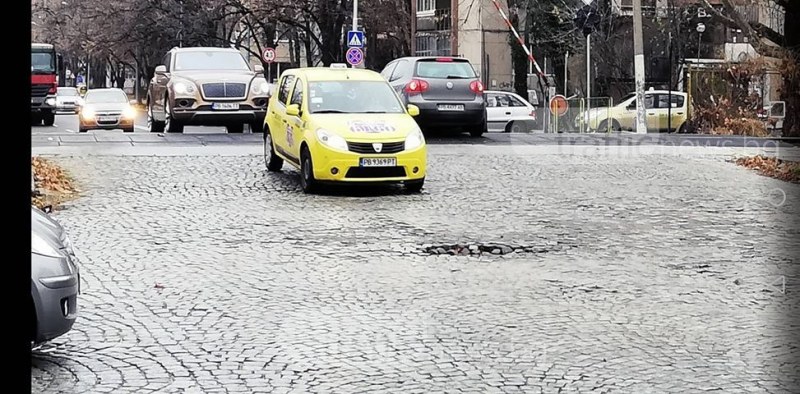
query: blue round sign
[{"left": 346, "top": 47, "right": 364, "bottom": 66}]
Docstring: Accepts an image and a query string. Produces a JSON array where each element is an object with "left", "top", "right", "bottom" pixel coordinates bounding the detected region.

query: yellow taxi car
[{"left": 262, "top": 64, "right": 427, "bottom": 193}]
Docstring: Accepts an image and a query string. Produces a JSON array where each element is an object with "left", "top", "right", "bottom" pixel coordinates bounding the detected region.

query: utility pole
[
  {"left": 351, "top": 0, "right": 364, "bottom": 69},
  {"left": 564, "top": 52, "right": 569, "bottom": 96},
  {"left": 667, "top": 31, "right": 672, "bottom": 132},
  {"left": 352, "top": 0, "right": 358, "bottom": 36},
  {"left": 632, "top": 0, "right": 647, "bottom": 134},
  {"left": 586, "top": 33, "right": 591, "bottom": 113}
]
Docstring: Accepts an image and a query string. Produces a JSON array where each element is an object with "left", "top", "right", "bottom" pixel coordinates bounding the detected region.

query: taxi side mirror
[
  {"left": 407, "top": 104, "right": 420, "bottom": 117},
  {"left": 286, "top": 104, "right": 300, "bottom": 117}
]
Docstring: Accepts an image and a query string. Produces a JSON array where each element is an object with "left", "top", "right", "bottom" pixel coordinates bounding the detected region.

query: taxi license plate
[
  {"left": 438, "top": 104, "right": 464, "bottom": 111},
  {"left": 212, "top": 102, "right": 239, "bottom": 110},
  {"left": 98, "top": 116, "right": 117, "bottom": 122},
  {"left": 360, "top": 157, "right": 396, "bottom": 167}
]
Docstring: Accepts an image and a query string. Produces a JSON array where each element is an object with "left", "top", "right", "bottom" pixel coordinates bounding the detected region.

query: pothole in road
[{"left": 419, "top": 241, "right": 576, "bottom": 256}]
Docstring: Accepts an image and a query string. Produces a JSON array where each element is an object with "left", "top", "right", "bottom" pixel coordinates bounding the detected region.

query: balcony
[
  {"left": 416, "top": 8, "right": 452, "bottom": 32},
  {"left": 415, "top": 31, "right": 452, "bottom": 57},
  {"left": 735, "top": 1, "right": 785, "bottom": 37}
]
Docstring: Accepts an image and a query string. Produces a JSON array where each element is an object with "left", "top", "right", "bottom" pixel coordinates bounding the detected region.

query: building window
[
  {"left": 417, "top": 0, "right": 435, "bottom": 14},
  {"left": 415, "top": 32, "right": 451, "bottom": 57}
]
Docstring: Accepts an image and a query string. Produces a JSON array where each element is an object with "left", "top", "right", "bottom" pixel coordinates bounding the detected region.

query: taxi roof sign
[{"left": 330, "top": 63, "right": 348, "bottom": 69}]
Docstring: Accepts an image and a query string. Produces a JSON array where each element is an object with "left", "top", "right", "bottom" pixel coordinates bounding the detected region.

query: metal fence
[{"left": 546, "top": 97, "right": 614, "bottom": 133}]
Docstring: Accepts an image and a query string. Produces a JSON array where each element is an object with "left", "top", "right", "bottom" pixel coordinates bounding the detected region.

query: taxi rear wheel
[
  {"left": 300, "top": 146, "right": 317, "bottom": 194},
  {"left": 264, "top": 131, "right": 283, "bottom": 172}
]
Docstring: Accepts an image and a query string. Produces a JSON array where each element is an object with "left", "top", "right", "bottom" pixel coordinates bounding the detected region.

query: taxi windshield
[{"left": 308, "top": 81, "right": 404, "bottom": 114}]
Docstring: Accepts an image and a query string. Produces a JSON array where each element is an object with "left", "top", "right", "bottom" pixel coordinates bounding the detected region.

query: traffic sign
[
  {"left": 347, "top": 31, "right": 365, "bottom": 48},
  {"left": 262, "top": 47, "right": 276, "bottom": 63},
  {"left": 549, "top": 94, "right": 569, "bottom": 117},
  {"left": 345, "top": 47, "right": 364, "bottom": 66}
]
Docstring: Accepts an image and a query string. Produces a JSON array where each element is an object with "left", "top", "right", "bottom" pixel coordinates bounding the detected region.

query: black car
[{"left": 380, "top": 56, "right": 486, "bottom": 137}]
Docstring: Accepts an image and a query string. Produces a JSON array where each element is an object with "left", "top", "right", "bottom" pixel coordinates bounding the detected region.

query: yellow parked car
[
  {"left": 576, "top": 90, "right": 688, "bottom": 133},
  {"left": 263, "top": 64, "right": 427, "bottom": 193}
]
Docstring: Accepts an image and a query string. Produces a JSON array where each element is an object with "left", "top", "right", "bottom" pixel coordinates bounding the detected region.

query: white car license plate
[
  {"left": 212, "top": 102, "right": 239, "bottom": 110},
  {"left": 98, "top": 116, "right": 117, "bottom": 122},
  {"left": 438, "top": 104, "right": 464, "bottom": 111},
  {"left": 360, "top": 157, "right": 397, "bottom": 167}
]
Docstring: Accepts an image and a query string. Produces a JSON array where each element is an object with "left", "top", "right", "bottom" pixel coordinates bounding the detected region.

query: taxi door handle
[{"left": 505, "top": 112, "right": 511, "bottom": 115}]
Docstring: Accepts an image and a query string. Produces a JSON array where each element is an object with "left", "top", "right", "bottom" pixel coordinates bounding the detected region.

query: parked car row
[
  {"left": 64, "top": 48, "right": 538, "bottom": 137},
  {"left": 379, "top": 56, "right": 538, "bottom": 136}
]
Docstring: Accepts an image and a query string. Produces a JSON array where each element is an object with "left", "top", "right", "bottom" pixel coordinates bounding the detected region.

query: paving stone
[{"left": 30, "top": 145, "right": 800, "bottom": 392}]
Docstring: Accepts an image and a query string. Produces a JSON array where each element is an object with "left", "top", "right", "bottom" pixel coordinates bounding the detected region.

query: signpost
[
  {"left": 345, "top": 47, "right": 364, "bottom": 67},
  {"left": 549, "top": 94, "right": 568, "bottom": 133},
  {"left": 262, "top": 47, "right": 276, "bottom": 82},
  {"left": 347, "top": 31, "right": 365, "bottom": 48},
  {"left": 346, "top": 30, "right": 365, "bottom": 68}
]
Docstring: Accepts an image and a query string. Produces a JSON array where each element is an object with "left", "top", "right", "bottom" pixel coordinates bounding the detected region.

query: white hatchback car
[{"left": 485, "top": 90, "right": 538, "bottom": 132}]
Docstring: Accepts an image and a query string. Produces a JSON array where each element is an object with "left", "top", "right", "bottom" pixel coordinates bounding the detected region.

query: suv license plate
[
  {"left": 438, "top": 104, "right": 464, "bottom": 111},
  {"left": 360, "top": 157, "right": 396, "bottom": 167},
  {"left": 212, "top": 103, "right": 239, "bottom": 110}
]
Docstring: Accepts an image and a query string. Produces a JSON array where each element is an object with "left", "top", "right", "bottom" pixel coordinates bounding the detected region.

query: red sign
[
  {"left": 549, "top": 94, "right": 568, "bottom": 117},
  {"left": 262, "top": 47, "right": 276, "bottom": 63}
]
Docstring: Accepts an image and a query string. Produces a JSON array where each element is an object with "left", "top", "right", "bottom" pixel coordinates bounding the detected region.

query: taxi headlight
[
  {"left": 173, "top": 81, "right": 196, "bottom": 96},
  {"left": 404, "top": 127, "right": 425, "bottom": 150},
  {"left": 251, "top": 79, "right": 270, "bottom": 96},
  {"left": 32, "top": 231, "right": 64, "bottom": 258},
  {"left": 315, "top": 128, "right": 348, "bottom": 151}
]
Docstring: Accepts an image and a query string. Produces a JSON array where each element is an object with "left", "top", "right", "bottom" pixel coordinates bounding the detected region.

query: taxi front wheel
[
  {"left": 300, "top": 146, "right": 317, "bottom": 194},
  {"left": 263, "top": 131, "right": 283, "bottom": 172},
  {"left": 405, "top": 178, "right": 424, "bottom": 193}
]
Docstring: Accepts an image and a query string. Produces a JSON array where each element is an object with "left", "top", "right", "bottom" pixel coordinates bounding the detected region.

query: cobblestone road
[{"left": 32, "top": 143, "right": 800, "bottom": 393}]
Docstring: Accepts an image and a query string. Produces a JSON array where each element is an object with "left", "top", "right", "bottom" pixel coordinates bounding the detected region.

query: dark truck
[{"left": 31, "top": 43, "right": 62, "bottom": 126}]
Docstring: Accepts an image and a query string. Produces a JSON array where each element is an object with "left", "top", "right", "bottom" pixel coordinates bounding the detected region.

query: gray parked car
[
  {"left": 31, "top": 206, "right": 80, "bottom": 346},
  {"left": 380, "top": 56, "right": 487, "bottom": 137}
]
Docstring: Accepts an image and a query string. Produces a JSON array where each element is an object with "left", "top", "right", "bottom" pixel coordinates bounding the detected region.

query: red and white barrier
[{"left": 488, "top": 0, "right": 545, "bottom": 78}]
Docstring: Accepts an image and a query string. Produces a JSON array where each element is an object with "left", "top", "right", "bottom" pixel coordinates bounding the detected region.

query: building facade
[
  {"left": 570, "top": 0, "right": 785, "bottom": 101},
  {"left": 411, "top": 0, "right": 514, "bottom": 91}
]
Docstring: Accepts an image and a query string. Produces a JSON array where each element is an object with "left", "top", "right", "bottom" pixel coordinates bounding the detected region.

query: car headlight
[
  {"left": 251, "top": 79, "right": 270, "bottom": 96},
  {"left": 46, "top": 97, "right": 56, "bottom": 106},
  {"left": 173, "top": 81, "right": 196, "bottom": 96},
  {"left": 32, "top": 231, "right": 64, "bottom": 258},
  {"left": 61, "top": 234, "right": 74, "bottom": 256},
  {"left": 315, "top": 128, "right": 348, "bottom": 151},
  {"left": 81, "top": 108, "right": 95, "bottom": 119},
  {"left": 404, "top": 127, "right": 425, "bottom": 150},
  {"left": 122, "top": 106, "right": 137, "bottom": 119}
]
